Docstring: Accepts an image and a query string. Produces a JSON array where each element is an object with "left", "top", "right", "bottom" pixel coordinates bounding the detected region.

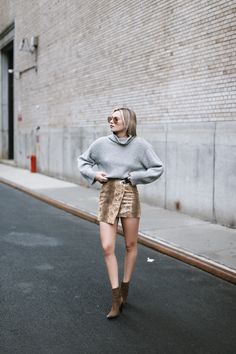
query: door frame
[{"left": 0, "top": 23, "right": 15, "bottom": 160}]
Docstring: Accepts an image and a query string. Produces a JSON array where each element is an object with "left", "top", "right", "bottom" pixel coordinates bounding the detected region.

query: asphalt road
[{"left": 0, "top": 182, "right": 236, "bottom": 354}]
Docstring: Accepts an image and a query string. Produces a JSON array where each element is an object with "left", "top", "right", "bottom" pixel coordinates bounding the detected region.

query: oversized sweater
[{"left": 77, "top": 133, "right": 164, "bottom": 185}]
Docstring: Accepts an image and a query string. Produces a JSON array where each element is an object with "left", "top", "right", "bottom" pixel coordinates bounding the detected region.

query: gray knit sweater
[{"left": 78, "top": 134, "right": 164, "bottom": 185}]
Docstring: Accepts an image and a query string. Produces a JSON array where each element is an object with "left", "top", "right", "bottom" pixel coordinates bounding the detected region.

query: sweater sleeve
[
  {"left": 129, "top": 146, "right": 164, "bottom": 185},
  {"left": 77, "top": 145, "right": 97, "bottom": 185}
]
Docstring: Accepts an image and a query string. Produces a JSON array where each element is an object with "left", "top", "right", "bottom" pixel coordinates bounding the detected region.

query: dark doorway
[
  {"left": 7, "top": 43, "right": 14, "bottom": 159},
  {"left": 2, "top": 42, "right": 14, "bottom": 159}
]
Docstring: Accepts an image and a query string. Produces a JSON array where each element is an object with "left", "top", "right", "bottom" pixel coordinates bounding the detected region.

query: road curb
[{"left": 1, "top": 177, "right": 236, "bottom": 285}]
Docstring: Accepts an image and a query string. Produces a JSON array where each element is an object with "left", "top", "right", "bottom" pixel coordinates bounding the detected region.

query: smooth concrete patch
[
  {"left": 37, "top": 186, "right": 99, "bottom": 203},
  {"left": 145, "top": 223, "right": 236, "bottom": 269},
  {"left": 48, "top": 130, "right": 64, "bottom": 177},
  {"left": 0, "top": 164, "right": 77, "bottom": 190},
  {"left": 165, "top": 122, "right": 215, "bottom": 221},
  {"left": 214, "top": 121, "right": 236, "bottom": 227},
  {"left": 140, "top": 203, "right": 207, "bottom": 231},
  {"left": 36, "top": 186, "right": 99, "bottom": 212},
  {"left": 137, "top": 124, "right": 166, "bottom": 207}
]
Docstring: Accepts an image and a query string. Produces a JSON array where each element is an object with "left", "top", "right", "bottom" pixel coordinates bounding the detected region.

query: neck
[{"left": 115, "top": 132, "right": 128, "bottom": 138}]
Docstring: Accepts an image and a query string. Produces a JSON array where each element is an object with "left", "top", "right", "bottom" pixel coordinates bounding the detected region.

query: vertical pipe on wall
[
  {"left": 164, "top": 123, "right": 168, "bottom": 209},
  {"left": 212, "top": 121, "right": 217, "bottom": 223}
]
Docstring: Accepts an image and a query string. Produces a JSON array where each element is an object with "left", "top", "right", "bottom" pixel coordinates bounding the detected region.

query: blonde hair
[{"left": 112, "top": 107, "right": 137, "bottom": 136}]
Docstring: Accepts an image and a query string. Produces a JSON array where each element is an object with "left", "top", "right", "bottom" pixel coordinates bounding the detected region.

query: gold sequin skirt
[{"left": 97, "top": 180, "right": 141, "bottom": 224}]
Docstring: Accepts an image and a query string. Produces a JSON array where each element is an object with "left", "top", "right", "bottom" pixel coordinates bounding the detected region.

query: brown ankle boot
[
  {"left": 107, "top": 287, "right": 123, "bottom": 319},
  {"left": 120, "top": 281, "right": 129, "bottom": 304}
]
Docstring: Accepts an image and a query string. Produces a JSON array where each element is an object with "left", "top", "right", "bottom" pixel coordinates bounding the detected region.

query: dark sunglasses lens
[{"left": 108, "top": 116, "right": 118, "bottom": 124}]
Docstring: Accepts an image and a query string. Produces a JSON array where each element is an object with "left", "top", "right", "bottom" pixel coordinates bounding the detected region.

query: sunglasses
[{"left": 107, "top": 116, "right": 120, "bottom": 124}]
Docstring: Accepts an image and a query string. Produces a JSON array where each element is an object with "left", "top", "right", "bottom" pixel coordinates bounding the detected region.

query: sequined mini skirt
[{"left": 97, "top": 180, "right": 141, "bottom": 224}]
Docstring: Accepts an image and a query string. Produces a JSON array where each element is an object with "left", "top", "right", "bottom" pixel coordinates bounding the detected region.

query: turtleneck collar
[{"left": 108, "top": 133, "right": 135, "bottom": 145}]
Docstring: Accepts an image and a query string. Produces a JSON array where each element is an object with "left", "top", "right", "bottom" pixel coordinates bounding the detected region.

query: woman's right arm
[
  {"left": 77, "top": 141, "right": 108, "bottom": 184},
  {"left": 77, "top": 146, "right": 97, "bottom": 185}
]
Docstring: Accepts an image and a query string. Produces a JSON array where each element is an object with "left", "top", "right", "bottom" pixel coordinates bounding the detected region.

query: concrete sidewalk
[{"left": 0, "top": 162, "right": 236, "bottom": 284}]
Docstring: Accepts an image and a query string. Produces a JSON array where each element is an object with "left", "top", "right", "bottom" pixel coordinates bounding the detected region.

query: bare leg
[
  {"left": 121, "top": 217, "right": 140, "bottom": 282},
  {"left": 100, "top": 220, "right": 119, "bottom": 289}
]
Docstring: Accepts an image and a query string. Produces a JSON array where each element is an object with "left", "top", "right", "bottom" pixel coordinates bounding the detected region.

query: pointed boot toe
[{"left": 107, "top": 287, "right": 123, "bottom": 319}]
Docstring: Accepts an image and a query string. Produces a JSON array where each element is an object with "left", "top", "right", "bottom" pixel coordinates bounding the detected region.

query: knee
[
  {"left": 125, "top": 241, "right": 137, "bottom": 253},
  {"left": 102, "top": 243, "right": 114, "bottom": 257}
]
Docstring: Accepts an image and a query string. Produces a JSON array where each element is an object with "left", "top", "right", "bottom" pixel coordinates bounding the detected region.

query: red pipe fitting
[{"left": 30, "top": 154, "right": 37, "bottom": 173}]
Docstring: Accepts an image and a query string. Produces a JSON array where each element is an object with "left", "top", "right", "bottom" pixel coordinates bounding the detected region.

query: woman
[{"left": 78, "top": 107, "right": 163, "bottom": 319}]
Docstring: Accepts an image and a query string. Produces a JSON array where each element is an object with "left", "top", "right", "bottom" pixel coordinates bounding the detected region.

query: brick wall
[
  {"left": 1, "top": 0, "right": 235, "bottom": 127},
  {"left": 0, "top": 0, "right": 235, "bottom": 226}
]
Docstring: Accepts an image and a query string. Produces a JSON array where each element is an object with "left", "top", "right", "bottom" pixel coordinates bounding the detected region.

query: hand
[{"left": 95, "top": 171, "right": 108, "bottom": 183}]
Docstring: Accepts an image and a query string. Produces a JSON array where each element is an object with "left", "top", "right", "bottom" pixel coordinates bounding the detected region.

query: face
[{"left": 108, "top": 110, "right": 127, "bottom": 137}]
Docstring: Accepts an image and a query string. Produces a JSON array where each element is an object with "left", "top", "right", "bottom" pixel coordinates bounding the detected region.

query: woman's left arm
[{"left": 129, "top": 147, "right": 164, "bottom": 185}]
